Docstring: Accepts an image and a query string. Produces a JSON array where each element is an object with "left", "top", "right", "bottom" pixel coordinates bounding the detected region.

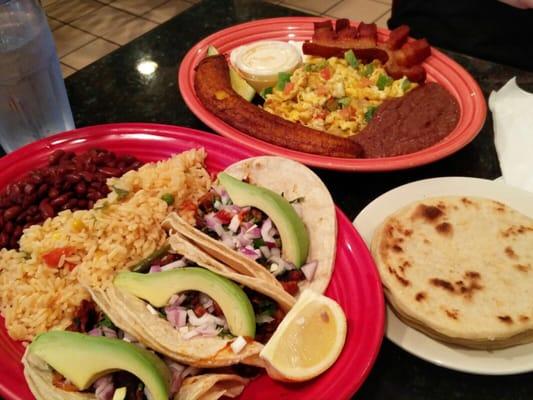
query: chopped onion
[
  {"left": 182, "top": 366, "right": 201, "bottom": 378},
  {"left": 256, "top": 313, "right": 275, "bottom": 324},
  {"left": 246, "top": 225, "right": 261, "bottom": 239},
  {"left": 204, "top": 213, "right": 224, "bottom": 237},
  {"left": 259, "top": 246, "right": 271, "bottom": 258},
  {"left": 161, "top": 258, "right": 186, "bottom": 271},
  {"left": 228, "top": 214, "right": 241, "bottom": 232},
  {"left": 196, "top": 324, "right": 222, "bottom": 337},
  {"left": 269, "top": 247, "right": 281, "bottom": 258},
  {"left": 230, "top": 336, "right": 247, "bottom": 354},
  {"left": 149, "top": 265, "right": 162, "bottom": 273},
  {"left": 187, "top": 310, "right": 225, "bottom": 327},
  {"left": 240, "top": 221, "right": 253, "bottom": 231},
  {"left": 187, "top": 310, "right": 211, "bottom": 326},
  {"left": 301, "top": 260, "right": 318, "bottom": 281},
  {"left": 101, "top": 326, "right": 117, "bottom": 338},
  {"left": 240, "top": 246, "right": 260, "bottom": 260},
  {"left": 94, "top": 375, "right": 114, "bottom": 400},
  {"left": 165, "top": 359, "right": 186, "bottom": 375},
  {"left": 182, "top": 329, "right": 200, "bottom": 340},
  {"left": 269, "top": 263, "right": 284, "bottom": 276},
  {"left": 170, "top": 370, "right": 184, "bottom": 396},
  {"left": 146, "top": 304, "right": 159, "bottom": 315},
  {"left": 201, "top": 298, "right": 214, "bottom": 309},
  {"left": 220, "top": 189, "right": 230, "bottom": 205},
  {"left": 220, "top": 232, "right": 236, "bottom": 249},
  {"left": 88, "top": 327, "right": 102, "bottom": 336},
  {"left": 260, "top": 218, "right": 275, "bottom": 242},
  {"left": 122, "top": 332, "right": 137, "bottom": 343},
  {"left": 166, "top": 307, "right": 187, "bottom": 328}
]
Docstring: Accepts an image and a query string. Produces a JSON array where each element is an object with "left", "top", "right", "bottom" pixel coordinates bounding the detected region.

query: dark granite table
[{"left": 64, "top": 0, "right": 533, "bottom": 399}]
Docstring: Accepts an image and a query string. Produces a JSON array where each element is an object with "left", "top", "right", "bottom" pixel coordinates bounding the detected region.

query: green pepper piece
[
  {"left": 401, "top": 78, "right": 412, "bottom": 92},
  {"left": 98, "top": 314, "right": 116, "bottom": 329},
  {"left": 364, "top": 106, "right": 378, "bottom": 122},
  {"left": 259, "top": 86, "right": 273, "bottom": 99},
  {"left": 161, "top": 193, "right": 174, "bottom": 205},
  {"left": 112, "top": 186, "right": 129, "bottom": 200},
  {"left": 304, "top": 60, "right": 327, "bottom": 72},
  {"left": 337, "top": 97, "right": 351, "bottom": 108},
  {"left": 276, "top": 72, "right": 292, "bottom": 91},
  {"left": 344, "top": 50, "right": 359, "bottom": 68},
  {"left": 132, "top": 244, "right": 171, "bottom": 273},
  {"left": 361, "top": 63, "right": 375, "bottom": 77},
  {"left": 376, "top": 74, "right": 393, "bottom": 90}
]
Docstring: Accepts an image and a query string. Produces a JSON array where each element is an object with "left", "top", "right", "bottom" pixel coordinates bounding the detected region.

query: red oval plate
[
  {"left": 0, "top": 123, "right": 384, "bottom": 400},
  {"left": 178, "top": 17, "right": 487, "bottom": 171}
]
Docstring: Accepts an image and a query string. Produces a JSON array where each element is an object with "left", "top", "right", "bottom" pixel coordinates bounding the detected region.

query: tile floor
[
  {"left": 45, "top": 0, "right": 198, "bottom": 78},
  {"left": 48, "top": 0, "right": 391, "bottom": 79}
]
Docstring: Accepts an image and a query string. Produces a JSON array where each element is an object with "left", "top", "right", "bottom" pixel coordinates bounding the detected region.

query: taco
[
  {"left": 166, "top": 156, "right": 337, "bottom": 297},
  {"left": 80, "top": 227, "right": 296, "bottom": 370},
  {"left": 23, "top": 327, "right": 248, "bottom": 400}
]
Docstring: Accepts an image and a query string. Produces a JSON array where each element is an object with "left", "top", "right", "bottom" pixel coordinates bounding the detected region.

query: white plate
[{"left": 353, "top": 176, "right": 533, "bottom": 375}]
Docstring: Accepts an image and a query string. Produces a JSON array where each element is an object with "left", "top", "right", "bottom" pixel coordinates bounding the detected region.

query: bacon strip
[
  {"left": 306, "top": 20, "right": 431, "bottom": 83},
  {"left": 194, "top": 55, "right": 363, "bottom": 158}
]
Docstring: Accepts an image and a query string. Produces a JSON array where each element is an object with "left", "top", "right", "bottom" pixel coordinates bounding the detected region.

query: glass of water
[{"left": 0, "top": 0, "right": 75, "bottom": 153}]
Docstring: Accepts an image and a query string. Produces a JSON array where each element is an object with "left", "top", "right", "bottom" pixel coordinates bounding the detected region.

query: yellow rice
[{"left": 0, "top": 149, "right": 211, "bottom": 341}]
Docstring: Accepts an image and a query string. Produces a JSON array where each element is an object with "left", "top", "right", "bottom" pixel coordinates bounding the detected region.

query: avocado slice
[
  {"left": 206, "top": 45, "right": 256, "bottom": 101},
  {"left": 218, "top": 172, "right": 310, "bottom": 268},
  {"left": 28, "top": 331, "right": 171, "bottom": 399},
  {"left": 114, "top": 267, "right": 256, "bottom": 338}
]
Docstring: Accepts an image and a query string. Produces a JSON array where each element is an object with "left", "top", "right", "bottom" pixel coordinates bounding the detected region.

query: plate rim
[
  {"left": 178, "top": 16, "right": 487, "bottom": 172},
  {"left": 0, "top": 122, "right": 384, "bottom": 399},
  {"left": 353, "top": 176, "right": 533, "bottom": 375}
]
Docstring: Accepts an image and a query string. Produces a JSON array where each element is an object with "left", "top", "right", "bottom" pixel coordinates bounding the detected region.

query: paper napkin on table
[{"left": 489, "top": 77, "right": 533, "bottom": 193}]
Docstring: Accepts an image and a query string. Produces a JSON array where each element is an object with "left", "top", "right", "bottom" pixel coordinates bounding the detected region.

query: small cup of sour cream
[{"left": 230, "top": 40, "right": 302, "bottom": 92}]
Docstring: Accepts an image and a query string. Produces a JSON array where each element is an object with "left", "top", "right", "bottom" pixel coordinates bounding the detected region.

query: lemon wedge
[{"left": 259, "top": 289, "right": 347, "bottom": 382}]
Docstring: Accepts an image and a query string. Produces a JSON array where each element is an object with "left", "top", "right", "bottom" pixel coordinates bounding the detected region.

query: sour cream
[{"left": 230, "top": 41, "right": 302, "bottom": 91}]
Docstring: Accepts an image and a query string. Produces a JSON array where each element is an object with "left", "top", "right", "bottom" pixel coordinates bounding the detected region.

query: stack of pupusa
[{"left": 371, "top": 196, "right": 533, "bottom": 349}]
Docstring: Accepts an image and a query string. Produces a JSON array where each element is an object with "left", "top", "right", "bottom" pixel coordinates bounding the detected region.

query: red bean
[
  {"left": 75, "top": 182, "right": 87, "bottom": 195},
  {"left": 13, "top": 225, "right": 22, "bottom": 240},
  {"left": 48, "top": 187, "right": 60, "bottom": 199},
  {"left": 4, "top": 205, "right": 22, "bottom": 221},
  {"left": 0, "top": 232, "right": 8, "bottom": 247},
  {"left": 4, "top": 221, "right": 14, "bottom": 234},
  {"left": 50, "top": 193, "right": 71, "bottom": 208},
  {"left": 98, "top": 166, "right": 122, "bottom": 177},
  {"left": 23, "top": 183, "right": 35, "bottom": 195},
  {"left": 39, "top": 200, "right": 54, "bottom": 219},
  {"left": 37, "top": 183, "right": 49, "bottom": 198},
  {"left": 48, "top": 150, "right": 65, "bottom": 166}
]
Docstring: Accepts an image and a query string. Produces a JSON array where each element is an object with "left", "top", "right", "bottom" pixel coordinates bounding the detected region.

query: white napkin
[{"left": 489, "top": 77, "right": 533, "bottom": 193}]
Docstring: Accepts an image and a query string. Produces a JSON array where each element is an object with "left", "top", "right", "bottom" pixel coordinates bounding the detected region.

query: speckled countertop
[{"left": 64, "top": 0, "right": 533, "bottom": 399}]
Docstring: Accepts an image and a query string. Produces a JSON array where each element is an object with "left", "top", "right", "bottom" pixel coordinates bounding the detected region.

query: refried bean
[{"left": 353, "top": 82, "right": 460, "bottom": 158}]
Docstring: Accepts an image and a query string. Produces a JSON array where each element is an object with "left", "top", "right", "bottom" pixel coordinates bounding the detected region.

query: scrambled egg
[{"left": 263, "top": 56, "right": 416, "bottom": 138}]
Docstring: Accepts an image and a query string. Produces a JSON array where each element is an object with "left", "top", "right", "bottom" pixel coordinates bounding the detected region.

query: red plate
[
  {"left": 0, "top": 123, "right": 384, "bottom": 400},
  {"left": 178, "top": 17, "right": 487, "bottom": 171}
]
